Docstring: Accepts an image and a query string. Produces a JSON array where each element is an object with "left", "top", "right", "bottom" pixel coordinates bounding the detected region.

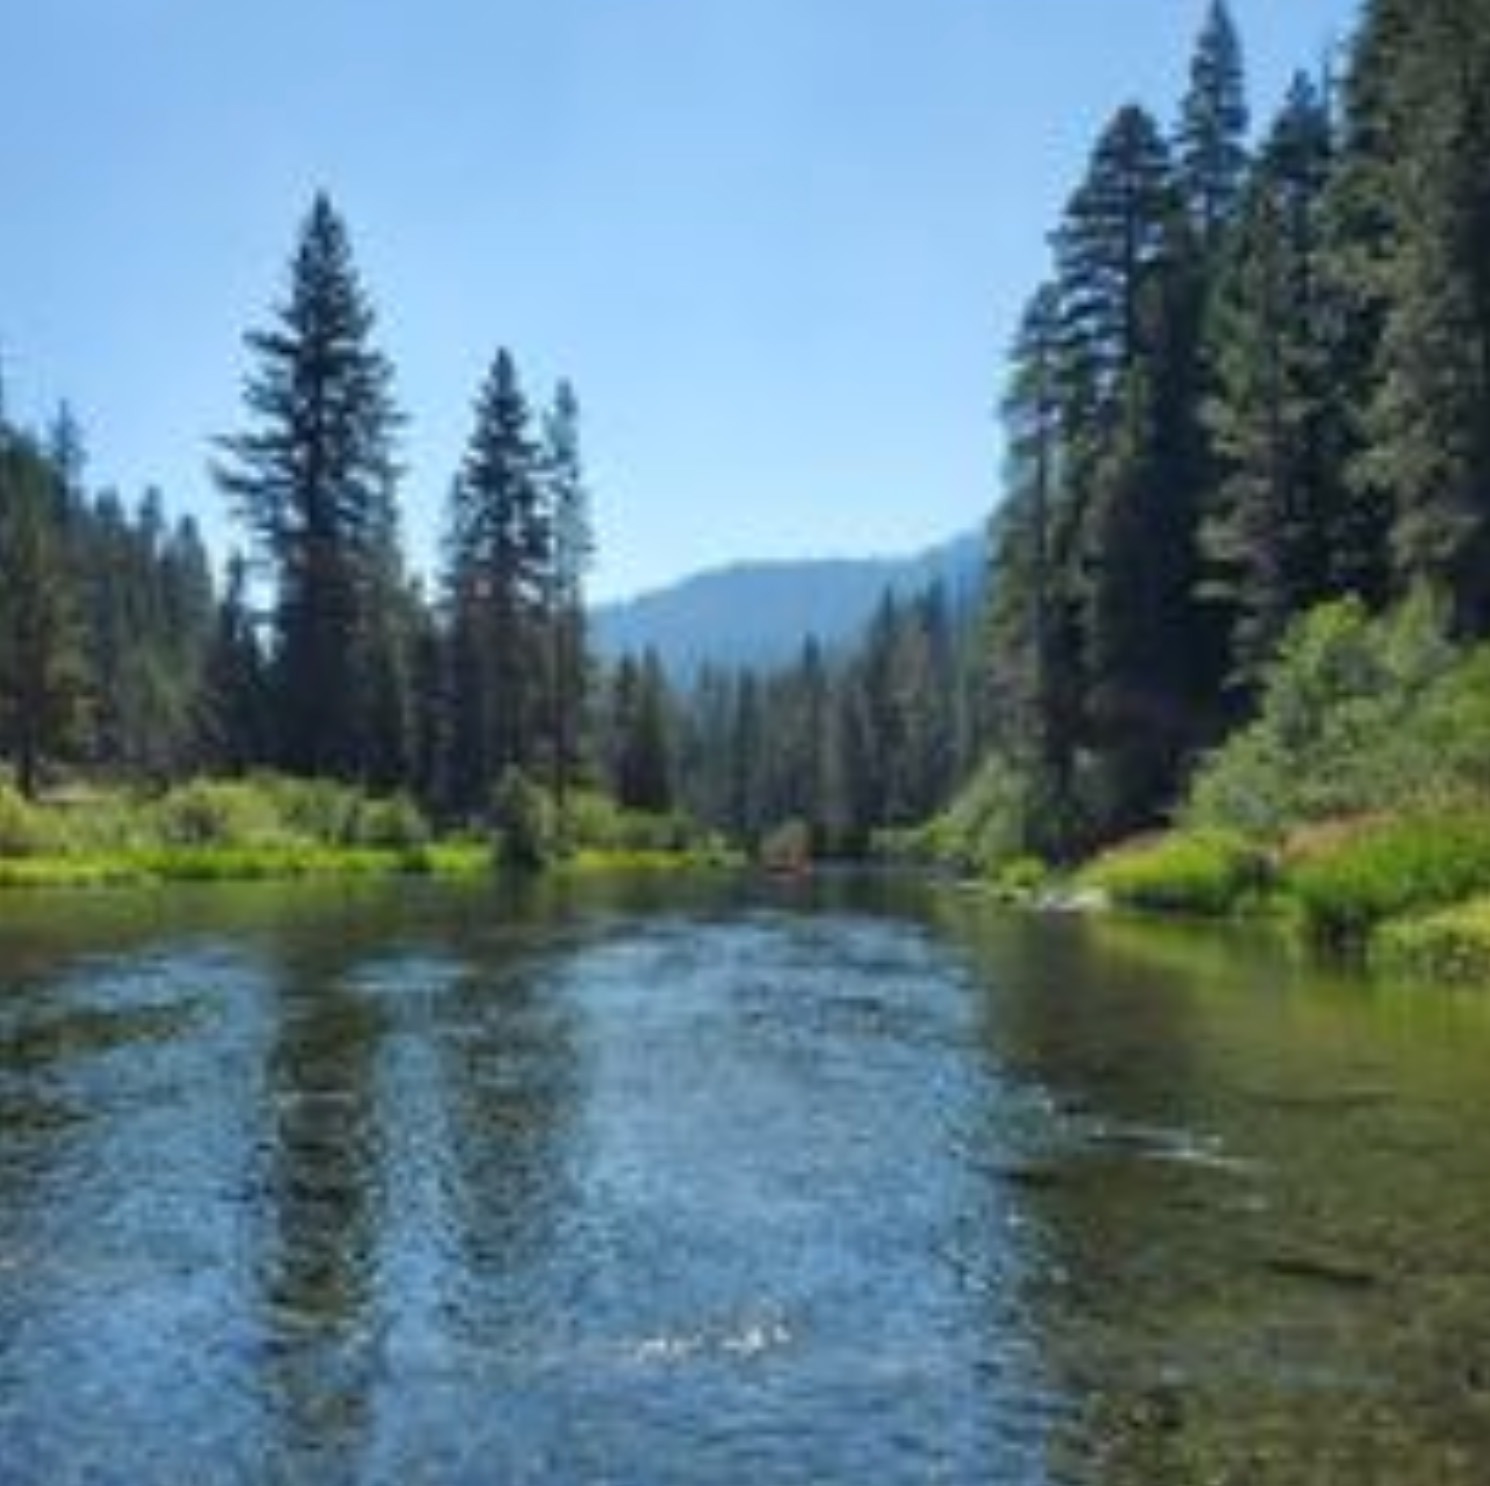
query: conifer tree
[
  {"left": 606, "top": 651, "right": 673, "bottom": 814},
  {"left": 214, "top": 192, "right": 406, "bottom": 781},
  {"left": 442, "top": 349, "right": 549, "bottom": 813},
  {"left": 1364, "top": 0, "right": 1490, "bottom": 628},
  {"left": 1202, "top": 77, "right": 1350, "bottom": 696},
  {"left": 0, "top": 439, "right": 88, "bottom": 795},
  {"left": 540, "top": 379, "right": 594, "bottom": 809},
  {"left": 986, "top": 286, "right": 1082, "bottom": 843},
  {"left": 1054, "top": 105, "right": 1208, "bottom": 832},
  {"left": 201, "top": 552, "right": 269, "bottom": 773},
  {"left": 1177, "top": 0, "right": 1250, "bottom": 249}
]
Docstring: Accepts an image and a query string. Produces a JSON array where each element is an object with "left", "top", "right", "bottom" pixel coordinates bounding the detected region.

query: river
[{"left": 2, "top": 872, "right": 1489, "bottom": 1482}]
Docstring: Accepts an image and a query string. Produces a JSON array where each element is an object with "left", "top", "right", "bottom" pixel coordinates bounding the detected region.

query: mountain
[{"left": 593, "top": 530, "right": 985, "bottom": 676}]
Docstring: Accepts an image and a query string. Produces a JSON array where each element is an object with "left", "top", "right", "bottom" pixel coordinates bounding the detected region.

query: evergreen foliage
[
  {"left": 965, "top": 0, "right": 1490, "bottom": 866},
  {"left": 441, "top": 349, "right": 549, "bottom": 812},
  {"left": 8, "top": 0, "right": 1490, "bottom": 883},
  {"left": 213, "top": 192, "right": 409, "bottom": 783}
]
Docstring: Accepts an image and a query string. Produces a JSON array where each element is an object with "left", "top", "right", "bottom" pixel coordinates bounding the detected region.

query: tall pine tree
[
  {"left": 442, "top": 350, "right": 549, "bottom": 813},
  {"left": 0, "top": 438, "right": 88, "bottom": 796},
  {"left": 214, "top": 193, "right": 406, "bottom": 781},
  {"left": 1177, "top": 0, "right": 1250, "bottom": 250},
  {"left": 1201, "top": 76, "right": 1351, "bottom": 697}
]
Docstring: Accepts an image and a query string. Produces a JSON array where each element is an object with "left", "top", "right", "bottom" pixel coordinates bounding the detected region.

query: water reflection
[
  {"left": 5, "top": 876, "right": 1490, "bottom": 1481},
  {"left": 939, "top": 901, "right": 1490, "bottom": 1484},
  {"left": 255, "top": 930, "right": 386, "bottom": 1477}
]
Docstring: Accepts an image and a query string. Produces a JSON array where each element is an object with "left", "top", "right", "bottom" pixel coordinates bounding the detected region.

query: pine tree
[
  {"left": 0, "top": 439, "right": 88, "bottom": 795},
  {"left": 986, "top": 286, "right": 1084, "bottom": 846},
  {"left": 1202, "top": 77, "right": 1352, "bottom": 696},
  {"left": 214, "top": 192, "right": 405, "bottom": 781},
  {"left": 606, "top": 651, "right": 673, "bottom": 814},
  {"left": 442, "top": 349, "right": 549, "bottom": 814},
  {"left": 1320, "top": 0, "right": 1416, "bottom": 606},
  {"left": 1055, "top": 105, "right": 1179, "bottom": 419},
  {"left": 1364, "top": 0, "right": 1490, "bottom": 628},
  {"left": 1052, "top": 105, "right": 1208, "bottom": 833},
  {"left": 1177, "top": 0, "right": 1251, "bottom": 249},
  {"left": 540, "top": 379, "right": 594, "bottom": 810},
  {"left": 201, "top": 552, "right": 269, "bottom": 773}
]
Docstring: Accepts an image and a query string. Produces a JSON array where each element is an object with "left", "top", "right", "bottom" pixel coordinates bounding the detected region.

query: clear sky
[{"left": 3, "top": 0, "right": 1361, "bottom": 601}]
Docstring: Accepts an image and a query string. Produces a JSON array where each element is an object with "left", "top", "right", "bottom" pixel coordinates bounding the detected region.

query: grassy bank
[
  {"left": 0, "top": 775, "right": 730, "bottom": 891},
  {"left": 1071, "top": 812, "right": 1490, "bottom": 986},
  {"left": 0, "top": 841, "right": 493, "bottom": 890},
  {"left": 917, "top": 599, "right": 1490, "bottom": 986}
]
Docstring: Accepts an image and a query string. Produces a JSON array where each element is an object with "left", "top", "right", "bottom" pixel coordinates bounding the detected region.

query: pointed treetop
[{"left": 1178, "top": 0, "right": 1250, "bottom": 243}]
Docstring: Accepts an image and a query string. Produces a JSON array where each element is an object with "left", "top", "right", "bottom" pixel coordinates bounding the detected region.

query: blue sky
[{"left": 3, "top": 0, "right": 1360, "bottom": 600}]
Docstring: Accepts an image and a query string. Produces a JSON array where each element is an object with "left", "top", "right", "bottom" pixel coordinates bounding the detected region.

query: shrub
[
  {"left": 260, "top": 775, "right": 364, "bottom": 845},
  {"left": 990, "top": 855, "right": 1051, "bottom": 898},
  {"left": 1188, "top": 596, "right": 1462, "bottom": 837},
  {"left": 1286, "top": 812, "right": 1490, "bottom": 945},
  {"left": 1374, "top": 898, "right": 1490, "bottom": 984},
  {"left": 560, "top": 789, "right": 697, "bottom": 855},
  {"left": 346, "top": 792, "right": 430, "bottom": 849},
  {"left": 760, "top": 818, "right": 812, "bottom": 871},
  {"left": 926, "top": 753, "right": 1050, "bottom": 873},
  {"left": 152, "top": 779, "right": 289, "bottom": 849},
  {"left": 493, "top": 768, "right": 555, "bottom": 870},
  {"left": 1084, "top": 830, "right": 1272, "bottom": 917},
  {"left": 0, "top": 785, "right": 58, "bottom": 857}
]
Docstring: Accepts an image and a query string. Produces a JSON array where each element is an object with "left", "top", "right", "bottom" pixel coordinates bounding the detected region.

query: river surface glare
[{"left": 3, "top": 872, "right": 1490, "bottom": 1482}]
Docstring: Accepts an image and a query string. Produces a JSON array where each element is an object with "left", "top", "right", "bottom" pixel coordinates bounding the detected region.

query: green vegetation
[
  {"left": 938, "top": 0, "right": 1490, "bottom": 891},
  {"left": 492, "top": 768, "right": 555, "bottom": 872},
  {"left": 1285, "top": 814, "right": 1490, "bottom": 947},
  {"left": 1375, "top": 899, "right": 1490, "bottom": 985},
  {"left": 0, "top": 771, "right": 731, "bottom": 890},
  {"left": 6, "top": 0, "right": 1490, "bottom": 991},
  {"left": 1185, "top": 598, "right": 1468, "bottom": 837},
  {"left": 1055, "top": 598, "right": 1490, "bottom": 981},
  {"left": 1084, "top": 831, "right": 1272, "bottom": 918},
  {"left": 0, "top": 775, "right": 487, "bottom": 888}
]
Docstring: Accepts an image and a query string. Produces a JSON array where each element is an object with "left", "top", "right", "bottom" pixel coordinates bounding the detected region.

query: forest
[{"left": 1, "top": 0, "right": 1489, "bottom": 929}]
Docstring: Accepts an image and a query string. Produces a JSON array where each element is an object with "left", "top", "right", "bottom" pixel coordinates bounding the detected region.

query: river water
[{"left": 2, "top": 872, "right": 1490, "bottom": 1482}]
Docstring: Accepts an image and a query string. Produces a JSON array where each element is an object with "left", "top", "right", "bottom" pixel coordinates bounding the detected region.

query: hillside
[{"left": 594, "top": 531, "right": 984, "bottom": 675}]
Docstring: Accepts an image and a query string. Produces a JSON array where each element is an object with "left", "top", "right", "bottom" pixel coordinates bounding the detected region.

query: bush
[
  {"left": 1188, "top": 596, "right": 1463, "bottom": 837},
  {"left": 1374, "top": 897, "right": 1490, "bottom": 984},
  {"left": 924, "top": 753, "right": 1051, "bottom": 873},
  {"left": 259, "top": 775, "right": 365, "bottom": 845},
  {"left": 560, "top": 789, "right": 698, "bottom": 855},
  {"left": 1286, "top": 812, "right": 1490, "bottom": 944},
  {"left": 990, "top": 855, "right": 1051, "bottom": 898},
  {"left": 346, "top": 792, "right": 430, "bottom": 850},
  {"left": 152, "top": 779, "right": 289, "bottom": 849},
  {"left": 493, "top": 768, "right": 555, "bottom": 870},
  {"left": 1084, "top": 830, "right": 1272, "bottom": 917},
  {"left": 0, "top": 785, "right": 58, "bottom": 857},
  {"left": 760, "top": 818, "right": 812, "bottom": 871}
]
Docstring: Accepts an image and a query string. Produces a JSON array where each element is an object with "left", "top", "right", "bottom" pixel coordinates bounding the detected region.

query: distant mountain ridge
[{"left": 594, "top": 530, "right": 985, "bottom": 676}]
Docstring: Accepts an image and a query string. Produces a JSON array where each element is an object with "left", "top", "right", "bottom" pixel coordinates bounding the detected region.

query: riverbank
[
  {"left": 0, "top": 841, "right": 493, "bottom": 890},
  {"left": 0, "top": 776, "right": 737, "bottom": 892},
  {"left": 1078, "top": 813, "right": 1490, "bottom": 985}
]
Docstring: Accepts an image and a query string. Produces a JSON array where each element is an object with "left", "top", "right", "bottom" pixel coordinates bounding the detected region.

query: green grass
[
  {"left": 1374, "top": 897, "right": 1490, "bottom": 984},
  {"left": 0, "top": 770, "right": 735, "bottom": 891},
  {"left": 0, "top": 841, "right": 493, "bottom": 890},
  {"left": 1083, "top": 830, "right": 1273, "bottom": 918},
  {"left": 1285, "top": 812, "right": 1490, "bottom": 946},
  {"left": 561, "top": 845, "right": 744, "bottom": 875}
]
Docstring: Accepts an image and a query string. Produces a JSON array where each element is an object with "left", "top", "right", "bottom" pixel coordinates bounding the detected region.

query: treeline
[
  {"left": 212, "top": 194, "right": 597, "bottom": 817},
  {"left": 0, "top": 194, "right": 675, "bottom": 823},
  {"left": 667, "top": 583, "right": 985, "bottom": 853},
  {"left": 974, "top": 0, "right": 1490, "bottom": 861},
  {"left": 0, "top": 414, "right": 215, "bottom": 795}
]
